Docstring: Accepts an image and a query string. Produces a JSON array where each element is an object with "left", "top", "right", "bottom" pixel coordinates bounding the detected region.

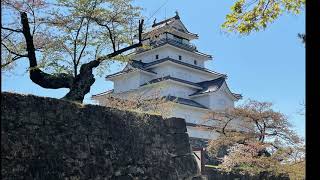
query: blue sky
[{"left": 1, "top": 0, "right": 305, "bottom": 137}]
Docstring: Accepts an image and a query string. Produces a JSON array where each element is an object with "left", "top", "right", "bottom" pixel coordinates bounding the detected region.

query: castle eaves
[
  {"left": 135, "top": 41, "right": 211, "bottom": 58},
  {"left": 140, "top": 75, "right": 202, "bottom": 89},
  {"left": 164, "top": 95, "right": 209, "bottom": 109},
  {"left": 190, "top": 76, "right": 242, "bottom": 100},
  {"left": 143, "top": 58, "right": 223, "bottom": 76}
]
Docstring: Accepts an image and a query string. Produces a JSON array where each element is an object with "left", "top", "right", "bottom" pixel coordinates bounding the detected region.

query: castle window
[
  {"left": 194, "top": 60, "right": 197, "bottom": 65},
  {"left": 179, "top": 55, "right": 182, "bottom": 60},
  {"left": 156, "top": 55, "right": 159, "bottom": 59}
]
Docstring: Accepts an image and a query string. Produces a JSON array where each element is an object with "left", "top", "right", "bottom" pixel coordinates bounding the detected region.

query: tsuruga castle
[{"left": 92, "top": 12, "right": 242, "bottom": 141}]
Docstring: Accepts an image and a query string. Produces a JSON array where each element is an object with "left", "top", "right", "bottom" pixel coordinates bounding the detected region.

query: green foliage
[
  {"left": 1, "top": 0, "right": 142, "bottom": 76},
  {"left": 222, "top": 0, "right": 305, "bottom": 35}
]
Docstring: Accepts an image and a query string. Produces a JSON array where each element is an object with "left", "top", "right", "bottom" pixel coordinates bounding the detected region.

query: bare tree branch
[
  {"left": 73, "top": 17, "right": 85, "bottom": 76},
  {"left": 96, "top": 19, "right": 144, "bottom": 62},
  {"left": 2, "top": 31, "right": 15, "bottom": 40},
  {"left": 76, "top": 19, "right": 90, "bottom": 66},
  {"left": 1, "top": 42, "right": 27, "bottom": 57},
  {"left": 1, "top": 55, "right": 26, "bottom": 68},
  {"left": 91, "top": 18, "right": 116, "bottom": 52},
  {"left": 1, "top": 26, "right": 23, "bottom": 33}
]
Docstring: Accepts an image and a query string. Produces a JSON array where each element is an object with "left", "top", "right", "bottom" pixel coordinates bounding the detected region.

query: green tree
[
  {"left": 1, "top": 0, "right": 144, "bottom": 102},
  {"left": 222, "top": 0, "right": 305, "bottom": 35}
]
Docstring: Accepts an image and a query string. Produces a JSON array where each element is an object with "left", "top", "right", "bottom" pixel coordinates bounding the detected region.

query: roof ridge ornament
[
  {"left": 153, "top": 18, "right": 157, "bottom": 26},
  {"left": 175, "top": 10, "right": 180, "bottom": 19}
]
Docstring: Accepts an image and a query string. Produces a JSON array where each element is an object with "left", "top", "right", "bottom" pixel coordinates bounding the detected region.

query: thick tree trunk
[
  {"left": 20, "top": 12, "right": 143, "bottom": 103},
  {"left": 21, "top": 12, "right": 74, "bottom": 89},
  {"left": 62, "top": 60, "right": 100, "bottom": 102}
]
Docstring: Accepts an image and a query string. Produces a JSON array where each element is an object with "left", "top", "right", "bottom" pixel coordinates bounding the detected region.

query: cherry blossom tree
[
  {"left": 205, "top": 100, "right": 305, "bottom": 179},
  {"left": 1, "top": 0, "right": 144, "bottom": 102}
]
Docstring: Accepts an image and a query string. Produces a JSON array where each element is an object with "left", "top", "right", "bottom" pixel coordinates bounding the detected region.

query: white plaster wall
[
  {"left": 167, "top": 83, "right": 196, "bottom": 98},
  {"left": 139, "top": 72, "right": 155, "bottom": 85},
  {"left": 93, "top": 92, "right": 248, "bottom": 139},
  {"left": 151, "top": 63, "right": 218, "bottom": 83},
  {"left": 191, "top": 95, "right": 210, "bottom": 109},
  {"left": 168, "top": 105, "right": 213, "bottom": 126},
  {"left": 137, "top": 81, "right": 196, "bottom": 99},
  {"left": 187, "top": 126, "right": 220, "bottom": 140},
  {"left": 135, "top": 46, "right": 170, "bottom": 63},
  {"left": 165, "top": 47, "right": 205, "bottom": 67},
  {"left": 112, "top": 71, "right": 157, "bottom": 93},
  {"left": 113, "top": 72, "right": 141, "bottom": 93},
  {"left": 134, "top": 46, "right": 208, "bottom": 67},
  {"left": 209, "top": 83, "right": 235, "bottom": 110}
]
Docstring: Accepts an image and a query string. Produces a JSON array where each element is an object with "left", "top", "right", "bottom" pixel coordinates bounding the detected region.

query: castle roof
[
  {"left": 140, "top": 75, "right": 202, "bottom": 89},
  {"left": 151, "top": 13, "right": 197, "bottom": 35},
  {"left": 143, "top": 12, "right": 199, "bottom": 41},
  {"left": 192, "top": 77, "right": 226, "bottom": 95},
  {"left": 106, "top": 58, "right": 224, "bottom": 79},
  {"left": 105, "top": 61, "right": 156, "bottom": 79},
  {"left": 92, "top": 89, "right": 114, "bottom": 97},
  {"left": 135, "top": 40, "right": 211, "bottom": 58},
  {"left": 152, "top": 14, "right": 179, "bottom": 28},
  {"left": 164, "top": 95, "right": 208, "bottom": 109},
  {"left": 190, "top": 77, "right": 242, "bottom": 100},
  {"left": 92, "top": 91, "right": 208, "bottom": 109},
  {"left": 143, "top": 58, "right": 222, "bottom": 75},
  {"left": 104, "top": 60, "right": 241, "bottom": 100},
  {"left": 140, "top": 75, "right": 241, "bottom": 100}
]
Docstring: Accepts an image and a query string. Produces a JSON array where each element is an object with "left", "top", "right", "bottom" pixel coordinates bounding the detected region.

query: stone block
[{"left": 164, "top": 117, "right": 187, "bottom": 133}]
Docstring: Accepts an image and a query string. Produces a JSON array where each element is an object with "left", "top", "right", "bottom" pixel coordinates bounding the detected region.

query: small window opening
[
  {"left": 179, "top": 55, "right": 182, "bottom": 60},
  {"left": 156, "top": 55, "right": 159, "bottom": 59},
  {"left": 194, "top": 60, "right": 197, "bottom": 65}
]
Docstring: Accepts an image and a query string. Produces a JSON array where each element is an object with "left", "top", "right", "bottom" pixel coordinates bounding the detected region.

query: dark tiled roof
[
  {"left": 128, "top": 60, "right": 155, "bottom": 74},
  {"left": 232, "top": 93, "right": 243, "bottom": 99},
  {"left": 150, "top": 14, "right": 198, "bottom": 37},
  {"left": 164, "top": 95, "right": 208, "bottom": 109},
  {"left": 91, "top": 91, "right": 208, "bottom": 109},
  {"left": 105, "top": 69, "right": 134, "bottom": 79},
  {"left": 186, "top": 122, "right": 217, "bottom": 130},
  {"left": 143, "top": 57, "right": 224, "bottom": 76},
  {"left": 190, "top": 77, "right": 242, "bottom": 100},
  {"left": 106, "top": 58, "right": 224, "bottom": 79},
  {"left": 136, "top": 39, "right": 211, "bottom": 58},
  {"left": 92, "top": 89, "right": 114, "bottom": 97},
  {"left": 140, "top": 75, "right": 202, "bottom": 88},
  {"left": 152, "top": 15, "right": 179, "bottom": 27},
  {"left": 129, "top": 59, "right": 146, "bottom": 69},
  {"left": 190, "top": 77, "right": 225, "bottom": 96},
  {"left": 105, "top": 60, "right": 156, "bottom": 79}
]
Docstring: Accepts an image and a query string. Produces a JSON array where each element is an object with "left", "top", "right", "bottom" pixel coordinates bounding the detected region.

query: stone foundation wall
[{"left": 1, "top": 92, "right": 201, "bottom": 180}]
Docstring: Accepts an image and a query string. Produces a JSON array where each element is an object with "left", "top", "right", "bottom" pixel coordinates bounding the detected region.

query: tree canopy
[
  {"left": 1, "top": 0, "right": 144, "bottom": 102},
  {"left": 222, "top": 0, "right": 305, "bottom": 35},
  {"left": 205, "top": 100, "right": 305, "bottom": 179}
]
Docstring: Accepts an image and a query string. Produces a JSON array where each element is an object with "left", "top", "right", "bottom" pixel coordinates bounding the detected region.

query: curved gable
[{"left": 220, "top": 82, "right": 241, "bottom": 101}]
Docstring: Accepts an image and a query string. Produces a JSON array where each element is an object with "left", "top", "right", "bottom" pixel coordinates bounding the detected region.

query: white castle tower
[{"left": 92, "top": 12, "right": 242, "bottom": 141}]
